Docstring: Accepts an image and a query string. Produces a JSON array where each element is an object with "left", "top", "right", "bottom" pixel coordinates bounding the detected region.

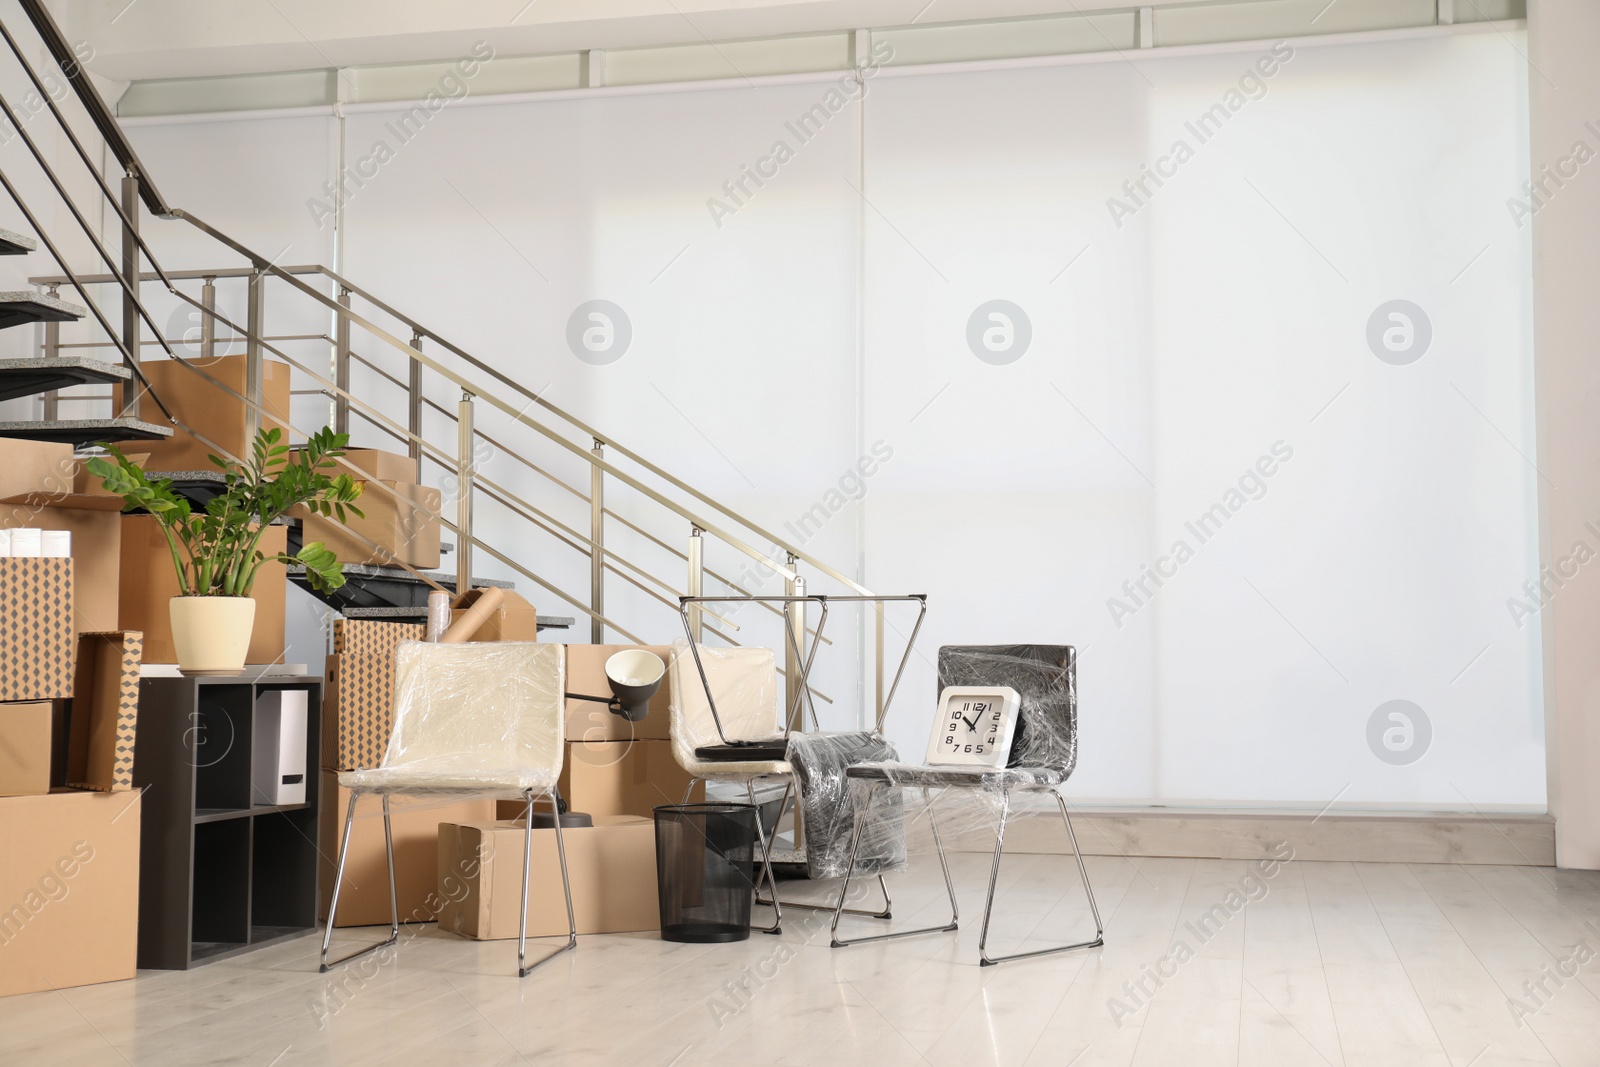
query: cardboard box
[
  {"left": 436, "top": 815, "right": 658, "bottom": 940},
  {"left": 298, "top": 480, "right": 441, "bottom": 570},
  {"left": 323, "top": 619, "right": 426, "bottom": 771},
  {"left": 0, "top": 789, "right": 141, "bottom": 997},
  {"left": 0, "top": 558, "right": 74, "bottom": 701},
  {"left": 557, "top": 739, "right": 699, "bottom": 820},
  {"left": 0, "top": 504, "right": 120, "bottom": 634},
  {"left": 448, "top": 588, "right": 538, "bottom": 643},
  {"left": 0, "top": 439, "right": 75, "bottom": 503},
  {"left": 563, "top": 645, "right": 674, "bottom": 742},
  {"left": 340, "top": 448, "right": 417, "bottom": 483},
  {"left": 122, "top": 355, "right": 291, "bottom": 472},
  {"left": 67, "top": 632, "right": 143, "bottom": 792},
  {"left": 318, "top": 770, "right": 495, "bottom": 927},
  {"left": 0, "top": 702, "right": 52, "bottom": 797},
  {"left": 119, "top": 516, "right": 286, "bottom": 665}
]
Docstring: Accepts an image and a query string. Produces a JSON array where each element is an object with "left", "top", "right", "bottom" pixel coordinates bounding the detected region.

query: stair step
[
  {"left": 0, "top": 357, "right": 131, "bottom": 403},
  {"left": 0, "top": 291, "right": 88, "bottom": 330},
  {"left": 0, "top": 229, "right": 37, "bottom": 256},
  {"left": 0, "top": 417, "right": 173, "bottom": 446},
  {"left": 337, "top": 605, "right": 574, "bottom": 631}
]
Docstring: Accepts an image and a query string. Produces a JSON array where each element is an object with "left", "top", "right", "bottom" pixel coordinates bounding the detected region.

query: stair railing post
[
  {"left": 686, "top": 526, "right": 704, "bottom": 642},
  {"left": 456, "top": 390, "right": 475, "bottom": 595},
  {"left": 42, "top": 283, "right": 59, "bottom": 421},
  {"left": 118, "top": 172, "right": 140, "bottom": 419},
  {"left": 201, "top": 276, "right": 216, "bottom": 360},
  {"left": 408, "top": 332, "right": 424, "bottom": 481},
  {"left": 334, "top": 286, "right": 350, "bottom": 434},
  {"left": 590, "top": 439, "right": 604, "bottom": 644},
  {"left": 785, "top": 555, "right": 806, "bottom": 731},
  {"left": 245, "top": 262, "right": 265, "bottom": 440}
]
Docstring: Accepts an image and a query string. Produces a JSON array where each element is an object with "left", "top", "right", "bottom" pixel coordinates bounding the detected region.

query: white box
[
  {"left": 252, "top": 690, "right": 309, "bottom": 806},
  {"left": 9, "top": 528, "right": 41, "bottom": 557},
  {"left": 40, "top": 530, "right": 71, "bottom": 557}
]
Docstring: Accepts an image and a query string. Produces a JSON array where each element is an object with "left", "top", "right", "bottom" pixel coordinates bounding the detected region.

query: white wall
[{"left": 121, "top": 24, "right": 1541, "bottom": 811}]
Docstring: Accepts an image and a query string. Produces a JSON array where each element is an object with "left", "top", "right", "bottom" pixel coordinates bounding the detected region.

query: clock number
[
  {"left": 975, "top": 745, "right": 984, "bottom": 753},
  {"left": 945, "top": 735, "right": 954, "bottom": 744}
]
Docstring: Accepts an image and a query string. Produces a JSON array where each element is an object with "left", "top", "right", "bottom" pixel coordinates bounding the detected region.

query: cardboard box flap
[{"left": 68, "top": 631, "right": 144, "bottom": 792}]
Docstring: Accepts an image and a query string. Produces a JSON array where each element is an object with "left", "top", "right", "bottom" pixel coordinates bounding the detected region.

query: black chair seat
[{"left": 694, "top": 741, "right": 790, "bottom": 762}]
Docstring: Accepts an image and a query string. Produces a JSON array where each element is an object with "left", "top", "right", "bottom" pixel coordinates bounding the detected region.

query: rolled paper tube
[
  {"left": 426, "top": 590, "right": 452, "bottom": 642},
  {"left": 439, "top": 585, "right": 505, "bottom": 643}
]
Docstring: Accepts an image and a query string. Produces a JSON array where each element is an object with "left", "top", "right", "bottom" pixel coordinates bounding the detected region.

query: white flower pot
[{"left": 169, "top": 596, "right": 256, "bottom": 675}]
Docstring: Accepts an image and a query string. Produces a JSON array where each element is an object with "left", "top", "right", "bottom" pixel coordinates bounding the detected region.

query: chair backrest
[
  {"left": 667, "top": 644, "right": 782, "bottom": 766},
  {"left": 381, "top": 641, "right": 566, "bottom": 786},
  {"left": 937, "top": 644, "right": 1076, "bottom": 773}
]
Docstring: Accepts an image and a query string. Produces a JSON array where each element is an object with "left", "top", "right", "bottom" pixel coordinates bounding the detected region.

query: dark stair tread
[
  {"left": 0, "top": 229, "right": 37, "bottom": 256},
  {"left": 336, "top": 605, "right": 574, "bottom": 630},
  {"left": 0, "top": 417, "right": 173, "bottom": 446},
  {"left": 0, "top": 357, "right": 131, "bottom": 403},
  {"left": 0, "top": 291, "right": 88, "bottom": 329}
]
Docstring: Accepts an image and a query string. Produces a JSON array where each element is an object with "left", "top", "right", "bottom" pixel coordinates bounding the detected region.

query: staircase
[{"left": 0, "top": 0, "right": 900, "bottom": 718}]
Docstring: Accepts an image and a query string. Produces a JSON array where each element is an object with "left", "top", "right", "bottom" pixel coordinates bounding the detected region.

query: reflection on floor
[{"left": 4, "top": 854, "right": 1600, "bottom": 1066}]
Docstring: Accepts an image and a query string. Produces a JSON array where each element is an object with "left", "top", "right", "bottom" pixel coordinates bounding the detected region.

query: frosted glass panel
[{"left": 864, "top": 32, "right": 1540, "bottom": 808}]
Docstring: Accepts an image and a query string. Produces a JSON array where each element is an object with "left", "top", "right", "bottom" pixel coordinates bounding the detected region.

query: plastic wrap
[
  {"left": 838, "top": 644, "right": 1079, "bottom": 865},
  {"left": 339, "top": 641, "right": 565, "bottom": 797},
  {"left": 667, "top": 642, "right": 786, "bottom": 775},
  {"left": 786, "top": 731, "right": 906, "bottom": 878}
]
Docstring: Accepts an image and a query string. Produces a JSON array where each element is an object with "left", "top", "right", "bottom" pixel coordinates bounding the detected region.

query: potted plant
[{"left": 90, "top": 426, "right": 365, "bottom": 675}]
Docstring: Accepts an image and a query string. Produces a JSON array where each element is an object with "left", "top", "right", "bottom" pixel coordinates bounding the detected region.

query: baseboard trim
[{"left": 946, "top": 807, "right": 1557, "bottom": 866}]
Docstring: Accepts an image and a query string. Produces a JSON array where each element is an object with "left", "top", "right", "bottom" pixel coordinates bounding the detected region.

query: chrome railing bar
[
  {"left": 49, "top": 333, "right": 329, "bottom": 350},
  {"left": 28, "top": 264, "right": 328, "bottom": 286},
  {"left": 597, "top": 561, "right": 740, "bottom": 631},
  {"left": 465, "top": 534, "right": 643, "bottom": 645}
]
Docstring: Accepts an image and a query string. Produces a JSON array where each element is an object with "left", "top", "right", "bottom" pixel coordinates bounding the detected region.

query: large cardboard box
[
  {"left": 0, "top": 439, "right": 74, "bottom": 502},
  {"left": 0, "top": 702, "right": 52, "bottom": 797},
  {"left": 0, "top": 789, "right": 141, "bottom": 997},
  {"left": 318, "top": 770, "right": 495, "bottom": 927},
  {"left": 436, "top": 815, "right": 658, "bottom": 940},
  {"left": 0, "top": 504, "right": 120, "bottom": 634},
  {"left": 298, "top": 479, "right": 441, "bottom": 570},
  {"left": 340, "top": 448, "right": 417, "bottom": 483},
  {"left": 560, "top": 739, "right": 699, "bottom": 819},
  {"left": 123, "top": 355, "right": 291, "bottom": 471},
  {"left": 67, "top": 632, "right": 143, "bottom": 792},
  {"left": 448, "top": 588, "right": 538, "bottom": 643},
  {"left": 563, "top": 645, "right": 674, "bottom": 742},
  {"left": 323, "top": 619, "right": 425, "bottom": 771},
  {"left": 0, "top": 558, "right": 74, "bottom": 702},
  {"left": 119, "top": 516, "right": 287, "bottom": 665}
]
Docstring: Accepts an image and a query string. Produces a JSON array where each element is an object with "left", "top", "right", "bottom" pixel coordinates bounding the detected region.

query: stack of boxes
[
  {"left": 0, "top": 439, "right": 144, "bottom": 996},
  {"left": 298, "top": 448, "right": 442, "bottom": 570}
]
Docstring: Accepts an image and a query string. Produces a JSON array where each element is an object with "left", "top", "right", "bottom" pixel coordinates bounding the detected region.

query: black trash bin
[{"left": 653, "top": 803, "right": 759, "bottom": 943}]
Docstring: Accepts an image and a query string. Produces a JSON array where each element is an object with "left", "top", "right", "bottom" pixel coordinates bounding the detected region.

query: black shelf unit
[{"left": 132, "top": 674, "right": 322, "bottom": 969}]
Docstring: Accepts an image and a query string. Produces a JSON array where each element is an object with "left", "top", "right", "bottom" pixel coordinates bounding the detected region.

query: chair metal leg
[
  {"left": 680, "top": 776, "right": 703, "bottom": 806},
  {"left": 831, "top": 783, "right": 958, "bottom": 948},
  {"left": 519, "top": 787, "right": 579, "bottom": 977},
  {"left": 977, "top": 785, "right": 1105, "bottom": 967},
  {"left": 321, "top": 791, "right": 401, "bottom": 973},
  {"left": 752, "top": 776, "right": 893, "bottom": 920},
  {"left": 747, "top": 779, "right": 784, "bottom": 934}
]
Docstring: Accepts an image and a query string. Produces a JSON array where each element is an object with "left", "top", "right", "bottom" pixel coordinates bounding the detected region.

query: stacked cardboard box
[
  {"left": 295, "top": 446, "right": 442, "bottom": 570},
  {"left": 448, "top": 587, "right": 538, "bottom": 642},
  {"left": 121, "top": 354, "right": 291, "bottom": 472}
]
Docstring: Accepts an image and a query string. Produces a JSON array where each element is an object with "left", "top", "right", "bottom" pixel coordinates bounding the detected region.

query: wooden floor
[{"left": 4, "top": 855, "right": 1600, "bottom": 1066}]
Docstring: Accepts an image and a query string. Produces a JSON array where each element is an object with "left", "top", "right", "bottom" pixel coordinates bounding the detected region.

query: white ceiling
[{"left": 50, "top": 0, "right": 1231, "bottom": 81}]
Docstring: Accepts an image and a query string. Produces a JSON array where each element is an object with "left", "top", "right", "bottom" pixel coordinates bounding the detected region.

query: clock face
[{"left": 925, "top": 686, "right": 1022, "bottom": 768}]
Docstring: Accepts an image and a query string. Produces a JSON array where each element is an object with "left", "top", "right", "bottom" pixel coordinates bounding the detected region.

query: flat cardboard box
[
  {"left": 0, "top": 557, "right": 74, "bottom": 701},
  {"left": 298, "top": 480, "right": 441, "bottom": 570},
  {"left": 119, "top": 515, "right": 286, "bottom": 665},
  {"left": 340, "top": 448, "right": 417, "bottom": 483},
  {"left": 504, "top": 740, "right": 699, "bottom": 821},
  {"left": 323, "top": 619, "right": 426, "bottom": 771},
  {"left": 0, "top": 702, "right": 52, "bottom": 797},
  {"left": 67, "top": 632, "right": 143, "bottom": 792},
  {"left": 0, "top": 504, "right": 120, "bottom": 634},
  {"left": 436, "top": 815, "right": 658, "bottom": 940},
  {"left": 448, "top": 588, "right": 538, "bottom": 643},
  {"left": 121, "top": 355, "right": 291, "bottom": 472},
  {"left": 318, "top": 770, "right": 495, "bottom": 927},
  {"left": 0, "top": 439, "right": 74, "bottom": 502},
  {"left": 0, "top": 789, "right": 141, "bottom": 997},
  {"left": 563, "top": 645, "right": 674, "bottom": 742}
]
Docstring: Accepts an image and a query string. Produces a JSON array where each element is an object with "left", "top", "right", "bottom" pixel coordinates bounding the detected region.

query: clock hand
[{"left": 961, "top": 714, "right": 979, "bottom": 732}]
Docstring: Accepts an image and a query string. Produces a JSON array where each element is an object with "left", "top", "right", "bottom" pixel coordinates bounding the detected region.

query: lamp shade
[{"left": 605, "top": 649, "right": 665, "bottom": 721}]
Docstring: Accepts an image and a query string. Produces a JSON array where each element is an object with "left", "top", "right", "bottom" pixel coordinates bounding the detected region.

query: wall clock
[{"left": 925, "top": 686, "right": 1022, "bottom": 768}]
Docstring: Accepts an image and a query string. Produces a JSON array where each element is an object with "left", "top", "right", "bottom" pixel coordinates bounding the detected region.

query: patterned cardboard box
[
  {"left": 0, "top": 558, "right": 74, "bottom": 702},
  {"left": 68, "top": 631, "right": 144, "bottom": 791},
  {"left": 323, "top": 618, "right": 425, "bottom": 771}
]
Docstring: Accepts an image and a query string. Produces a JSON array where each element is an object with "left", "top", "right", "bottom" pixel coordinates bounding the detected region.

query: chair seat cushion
[
  {"left": 339, "top": 766, "right": 558, "bottom": 796},
  {"left": 694, "top": 741, "right": 790, "bottom": 762},
  {"left": 844, "top": 761, "right": 1065, "bottom": 789},
  {"left": 681, "top": 759, "right": 792, "bottom": 778}
]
